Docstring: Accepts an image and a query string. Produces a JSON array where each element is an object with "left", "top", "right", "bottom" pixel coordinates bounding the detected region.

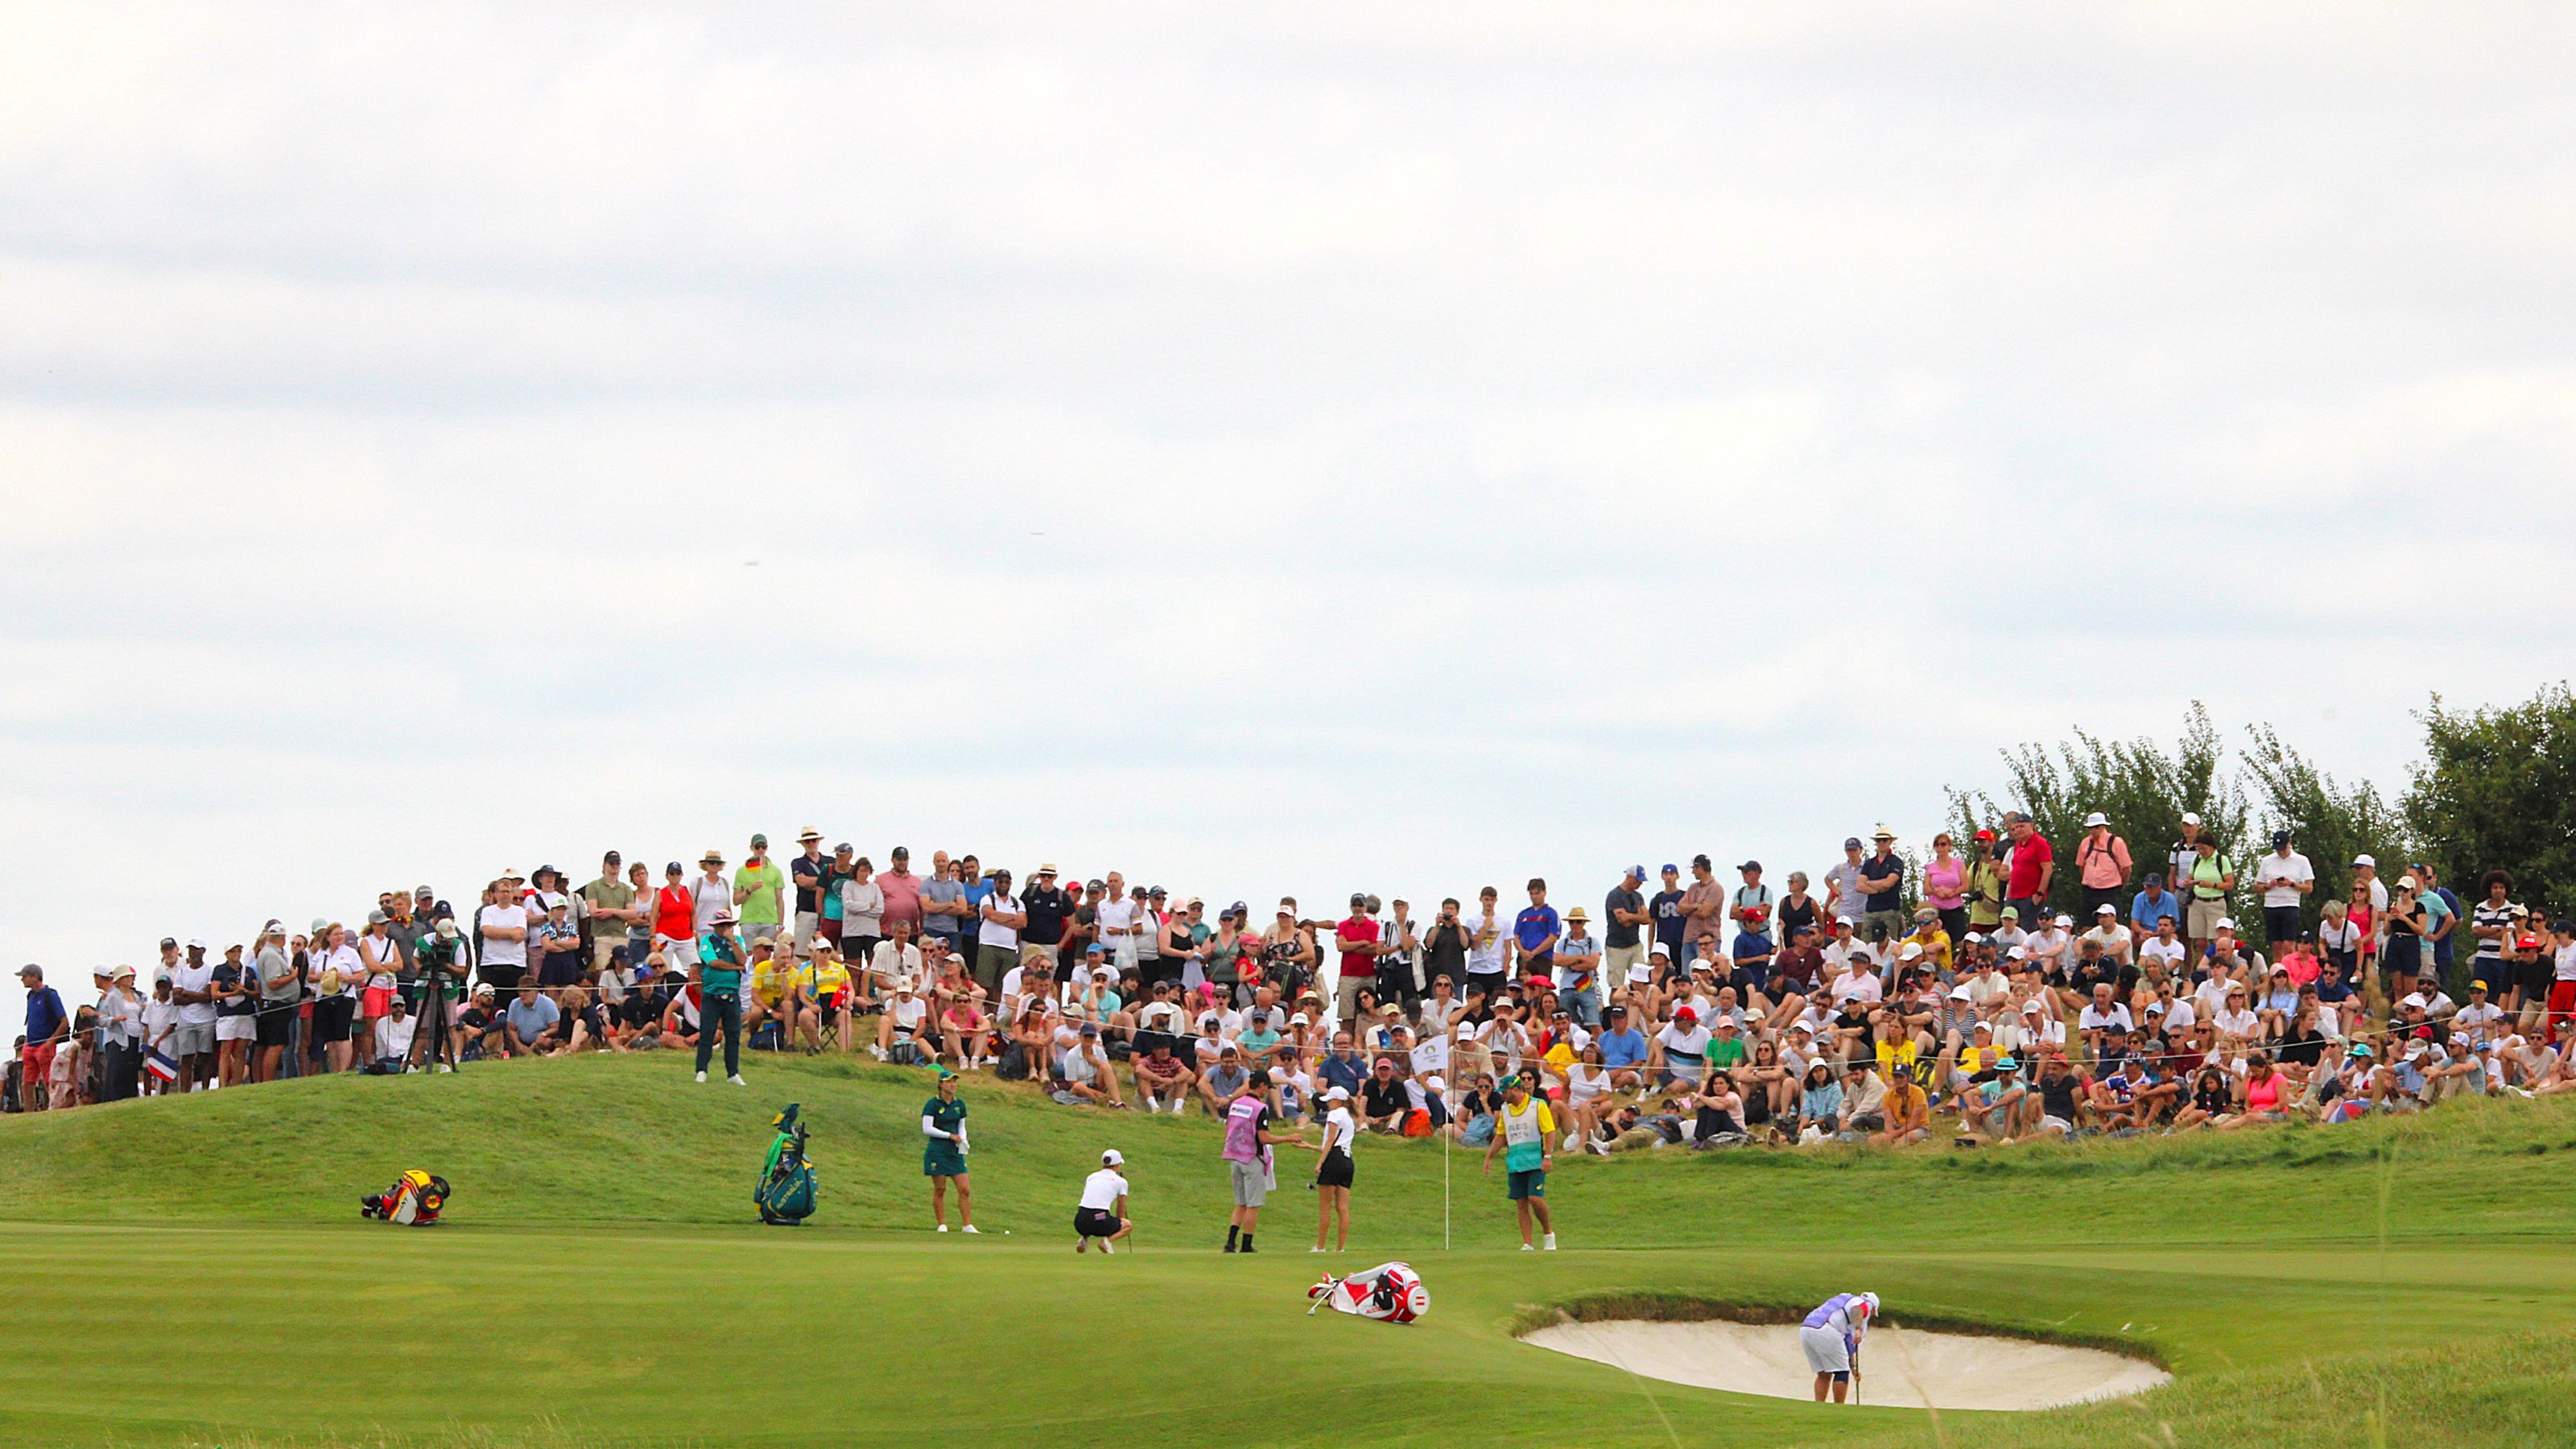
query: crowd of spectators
[{"left": 14, "top": 819, "right": 2576, "bottom": 1151}]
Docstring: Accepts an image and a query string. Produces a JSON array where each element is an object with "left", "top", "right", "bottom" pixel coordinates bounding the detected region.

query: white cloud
[{"left": 2, "top": 2, "right": 2571, "bottom": 1039}]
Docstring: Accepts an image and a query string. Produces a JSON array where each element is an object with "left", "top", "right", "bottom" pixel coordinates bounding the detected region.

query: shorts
[
  {"left": 2041, "top": 1113, "right": 2074, "bottom": 1133},
  {"left": 1506, "top": 1167, "right": 1546, "bottom": 1200},
  {"left": 2186, "top": 898, "right": 2227, "bottom": 939},
  {"left": 744, "top": 922, "right": 781, "bottom": 943},
  {"left": 362, "top": 985, "right": 396, "bottom": 1018},
  {"left": 1074, "top": 1207, "right": 1121, "bottom": 1238},
  {"left": 1228, "top": 1158, "right": 1270, "bottom": 1208},
  {"left": 168, "top": 1020, "right": 216, "bottom": 1058},
  {"left": 1800, "top": 1324, "right": 1853, "bottom": 1373},
  {"left": 254, "top": 1005, "right": 295, "bottom": 1049},
  {"left": 217, "top": 1015, "right": 257, "bottom": 1043},
  {"left": 1317, "top": 1148, "right": 1354, "bottom": 1190},
  {"left": 2264, "top": 906, "right": 2302, "bottom": 945}
]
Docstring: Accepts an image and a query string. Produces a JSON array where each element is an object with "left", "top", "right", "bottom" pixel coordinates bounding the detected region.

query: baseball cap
[
  {"left": 2181, "top": 811, "right": 2202, "bottom": 827},
  {"left": 1660, "top": 863, "right": 1679, "bottom": 875},
  {"left": 1737, "top": 860, "right": 1761, "bottom": 873},
  {"left": 2096, "top": 903, "right": 2116, "bottom": 915},
  {"left": 1973, "top": 828, "right": 1996, "bottom": 841},
  {"left": 1843, "top": 836, "right": 1864, "bottom": 851},
  {"left": 1625, "top": 864, "right": 1646, "bottom": 881},
  {"left": 749, "top": 833, "right": 769, "bottom": 848},
  {"left": 2353, "top": 853, "right": 2376, "bottom": 868},
  {"left": 2145, "top": 873, "right": 2163, "bottom": 886},
  {"left": 1101, "top": 1148, "right": 1124, "bottom": 1166}
]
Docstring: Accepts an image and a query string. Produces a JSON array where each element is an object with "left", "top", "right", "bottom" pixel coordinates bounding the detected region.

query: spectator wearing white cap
[{"left": 2074, "top": 812, "right": 2132, "bottom": 922}]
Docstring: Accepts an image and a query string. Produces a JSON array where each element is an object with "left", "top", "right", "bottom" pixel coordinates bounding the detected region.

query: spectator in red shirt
[
  {"left": 2004, "top": 813, "right": 2055, "bottom": 922},
  {"left": 1335, "top": 895, "right": 1379, "bottom": 1025}
]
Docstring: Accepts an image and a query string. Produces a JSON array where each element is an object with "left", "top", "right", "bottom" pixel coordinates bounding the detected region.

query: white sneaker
[
  {"left": 1563, "top": 1132, "right": 1581, "bottom": 1150},
  {"left": 1542, "top": 1233, "right": 1557, "bottom": 1251},
  {"left": 1310, "top": 1246, "right": 1327, "bottom": 1253},
  {"left": 728, "top": 1075, "right": 745, "bottom": 1086},
  {"left": 1100, "top": 1240, "right": 1114, "bottom": 1255},
  {"left": 937, "top": 1224, "right": 949, "bottom": 1233},
  {"left": 1170, "top": 1100, "right": 1186, "bottom": 1116},
  {"left": 1519, "top": 1243, "right": 1535, "bottom": 1252},
  {"left": 694, "top": 1071, "right": 707, "bottom": 1084},
  {"left": 869, "top": 1046, "right": 886, "bottom": 1061},
  {"left": 962, "top": 1224, "right": 980, "bottom": 1234}
]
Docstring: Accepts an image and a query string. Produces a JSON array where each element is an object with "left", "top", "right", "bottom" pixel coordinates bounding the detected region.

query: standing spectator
[
  {"left": 2415, "top": 861, "right": 2462, "bottom": 990},
  {"left": 18, "top": 966, "right": 68, "bottom": 1112},
  {"left": 1963, "top": 829, "right": 2007, "bottom": 936},
  {"left": 976, "top": 869, "right": 1025, "bottom": 999},
  {"left": 1513, "top": 879, "right": 1561, "bottom": 983},
  {"left": 1464, "top": 887, "right": 1510, "bottom": 1001},
  {"left": 2002, "top": 815, "right": 2054, "bottom": 923},
  {"left": 1821, "top": 841, "right": 1867, "bottom": 933},
  {"left": 168, "top": 939, "right": 220, "bottom": 1090},
  {"left": 2074, "top": 813, "right": 2132, "bottom": 920},
  {"left": 2183, "top": 836, "right": 2236, "bottom": 953},
  {"left": 2471, "top": 872, "right": 2520, "bottom": 1013},
  {"left": 580, "top": 851, "right": 637, "bottom": 973},
  {"left": 877, "top": 846, "right": 923, "bottom": 941},
  {"left": 651, "top": 863, "right": 700, "bottom": 970},
  {"left": 1859, "top": 829, "right": 1906, "bottom": 943},
  {"left": 618, "top": 862, "right": 654, "bottom": 976},
  {"left": 1604, "top": 866, "right": 1649, "bottom": 985},
  {"left": 96, "top": 966, "right": 144, "bottom": 1101},
  {"left": 691, "top": 850, "right": 735, "bottom": 941},
  {"left": 2256, "top": 832, "right": 2315, "bottom": 947},
  {"left": 1921, "top": 835, "right": 1968, "bottom": 943},
  {"left": 1732, "top": 861, "right": 1776, "bottom": 939},
  {"left": 1380, "top": 898, "right": 1422, "bottom": 1013},
  {"left": 840, "top": 857, "right": 886, "bottom": 968},
  {"left": 2351, "top": 853, "right": 2389, "bottom": 912},
  {"left": 1021, "top": 865, "right": 1070, "bottom": 976},
  {"left": 1649, "top": 865, "right": 1689, "bottom": 973},
  {"left": 309, "top": 925, "right": 361, "bottom": 1075},
  {"left": 733, "top": 834, "right": 786, "bottom": 944},
  {"left": 1334, "top": 894, "right": 1379, "bottom": 1023},
  {"left": 478, "top": 873, "right": 532, "bottom": 993},
  {"left": 2167, "top": 813, "right": 2208, "bottom": 899},
  {"left": 1557, "top": 909, "right": 1603, "bottom": 1026},
  {"left": 212, "top": 943, "right": 258, "bottom": 1088},
  {"left": 789, "top": 829, "right": 828, "bottom": 947},
  {"left": 254, "top": 922, "right": 299, "bottom": 1083},
  {"left": 919, "top": 852, "right": 969, "bottom": 964}
]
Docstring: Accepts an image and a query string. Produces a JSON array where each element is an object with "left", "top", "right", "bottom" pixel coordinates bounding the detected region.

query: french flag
[{"left": 144, "top": 1050, "right": 180, "bottom": 1083}]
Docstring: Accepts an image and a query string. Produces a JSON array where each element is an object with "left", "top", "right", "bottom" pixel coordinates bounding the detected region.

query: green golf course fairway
[{"left": 4, "top": 1057, "right": 2574, "bottom": 1448}]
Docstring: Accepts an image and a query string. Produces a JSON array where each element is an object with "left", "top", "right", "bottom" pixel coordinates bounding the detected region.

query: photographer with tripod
[{"left": 407, "top": 906, "right": 468, "bottom": 1074}]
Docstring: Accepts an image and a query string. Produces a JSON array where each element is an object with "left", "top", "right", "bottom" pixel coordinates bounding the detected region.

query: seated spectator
[{"left": 1359, "top": 1056, "right": 1410, "bottom": 1133}]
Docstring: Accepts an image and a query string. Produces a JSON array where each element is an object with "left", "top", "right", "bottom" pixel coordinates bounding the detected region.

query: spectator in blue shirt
[
  {"left": 2130, "top": 875, "right": 2181, "bottom": 938},
  {"left": 1596, "top": 1005, "right": 1649, "bottom": 1089},
  {"left": 1319, "top": 1031, "right": 1365, "bottom": 1097},
  {"left": 1513, "top": 878, "right": 1560, "bottom": 976}
]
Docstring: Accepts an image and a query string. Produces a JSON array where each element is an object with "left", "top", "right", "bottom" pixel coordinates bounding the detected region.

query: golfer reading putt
[
  {"left": 1481, "top": 1073, "right": 1556, "bottom": 1251},
  {"left": 1075, "top": 1148, "right": 1132, "bottom": 1254},
  {"left": 1802, "top": 1290, "right": 1879, "bottom": 1403}
]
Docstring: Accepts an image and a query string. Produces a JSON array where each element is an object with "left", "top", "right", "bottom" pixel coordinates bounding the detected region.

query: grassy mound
[{"left": 2, "top": 1055, "right": 2575, "bottom": 1449}]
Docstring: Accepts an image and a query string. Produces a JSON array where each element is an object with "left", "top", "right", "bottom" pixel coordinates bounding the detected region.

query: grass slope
[{"left": 2, "top": 1054, "right": 2573, "bottom": 1448}]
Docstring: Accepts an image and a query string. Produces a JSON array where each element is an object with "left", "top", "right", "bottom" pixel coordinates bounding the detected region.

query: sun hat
[{"left": 2083, "top": 811, "right": 2107, "bottom": 828}]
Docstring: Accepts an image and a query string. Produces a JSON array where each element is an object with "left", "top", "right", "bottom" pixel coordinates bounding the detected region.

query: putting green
[{"left": 2, "top": 1055, "right": 2573, "bottom": 1447}]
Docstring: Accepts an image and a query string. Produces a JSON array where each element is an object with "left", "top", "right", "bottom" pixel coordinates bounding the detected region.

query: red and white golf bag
[{"left": 1308, "top": 1261, "right": 1429, "bottom": 1323}]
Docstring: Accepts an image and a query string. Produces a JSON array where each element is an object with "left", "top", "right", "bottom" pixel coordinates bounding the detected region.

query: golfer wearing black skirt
[{"left": 1311, "top": 1084, "right": 1356, "bottom": 1253}]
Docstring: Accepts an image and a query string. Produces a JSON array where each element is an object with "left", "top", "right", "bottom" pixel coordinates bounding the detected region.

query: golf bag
[
  {"left": 756, "top": 1103, "right": 818, "bottom": 1226},
  {"left": 1307, "top": 1261, "right": 1429, "bottom": 1323},
  {"left": 359, "top": 1169, "right": 450, "bottom": 1226}
]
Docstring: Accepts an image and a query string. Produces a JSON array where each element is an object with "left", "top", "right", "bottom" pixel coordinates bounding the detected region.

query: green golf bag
[{"left": 757, "top": 1103, "right": 818, "bottom": 1225}]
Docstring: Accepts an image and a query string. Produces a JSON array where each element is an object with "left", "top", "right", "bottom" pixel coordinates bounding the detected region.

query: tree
[
  {"left": 1946, "top": 704, "right": 2250, "bottom": 928},
  {"left": 2404, "top": 685, "right": 2576, "bottom": 914},
  {"left": 2240, "top": 723, "right": 2413, "bottom": 945}
]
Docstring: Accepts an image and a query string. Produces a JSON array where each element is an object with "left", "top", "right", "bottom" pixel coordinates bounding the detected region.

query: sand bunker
[{"left": 1522, "top": 1319, "right": 2170, "bottom": 1411}]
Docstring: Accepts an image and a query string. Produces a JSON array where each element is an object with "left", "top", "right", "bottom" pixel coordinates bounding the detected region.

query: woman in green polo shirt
[{"left": 923, "top": 1069, "right": 977, "bottom": 1233}]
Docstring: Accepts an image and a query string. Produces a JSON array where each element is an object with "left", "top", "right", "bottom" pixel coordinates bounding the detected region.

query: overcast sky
[{"left": 5, "top": 4, "right": 2574, "bottom": 1036}]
